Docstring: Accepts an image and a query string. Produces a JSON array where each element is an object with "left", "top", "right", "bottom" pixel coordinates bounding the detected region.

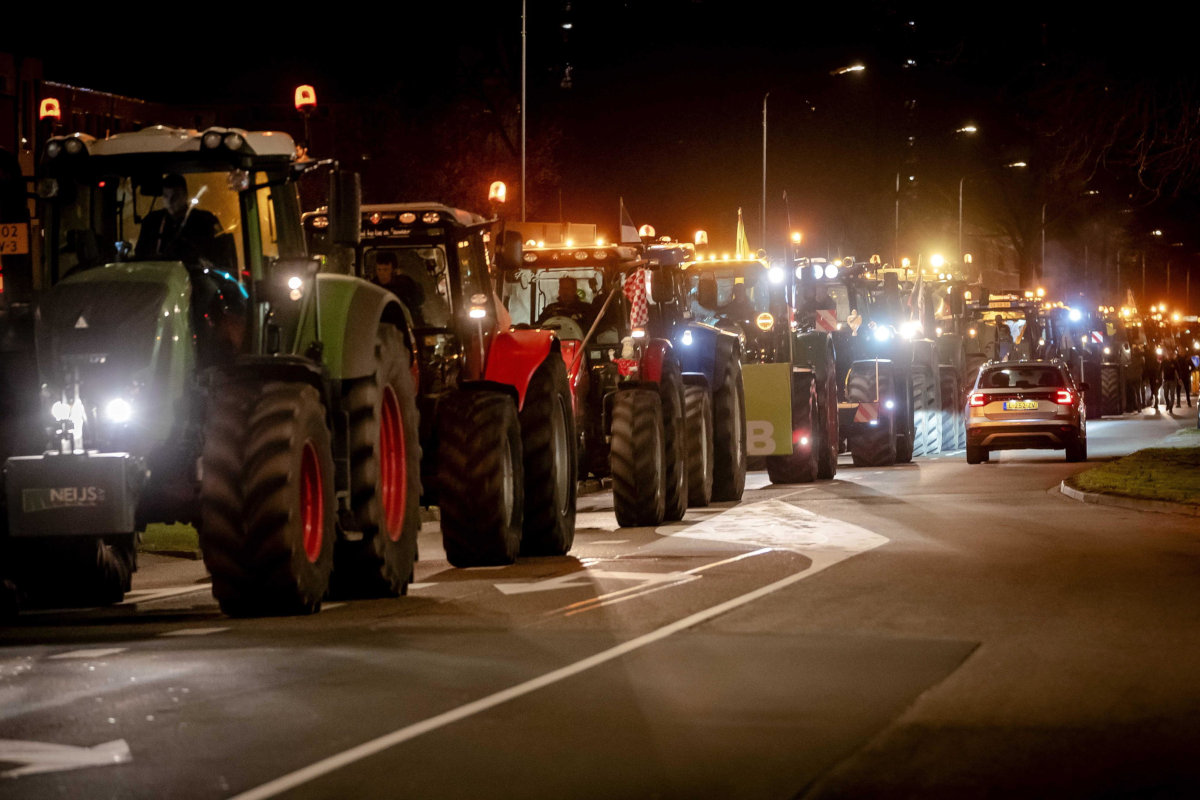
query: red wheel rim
[
  {"left": 380, "top": 385, "right": 407, "bottom": 541},
  {"left": 300, "top": 441, "right": 325, "bottom": 563}
]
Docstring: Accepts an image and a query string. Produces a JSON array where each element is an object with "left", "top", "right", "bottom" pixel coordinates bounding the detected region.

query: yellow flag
[{"left": 736, "top": 207, "right": 751, "bottom": 258}]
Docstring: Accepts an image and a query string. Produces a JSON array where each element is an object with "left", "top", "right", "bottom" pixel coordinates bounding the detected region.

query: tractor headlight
[
  {"left": 45, "top": 140, "right": 63, "bottom": 159},
  {"left": 899, "top": 321, "right": 921, "bottom": 339},
  {"left": 51, "top": 401, "right": 73, "bottom": 421},
  {"left": 105, "top": 398, "right": 134, "bottom": 424},
  {"left": 768, "top": 267, "right": 784, "bottom": 284},
  {"left": 681, "top": 330, "right": 694, "bottom": 346},
  {"left": 824, "top": 264, "right": 839, "bottom": 279},
  {"left": 873, "top": 326, "right": 893, "bottom": 342}
]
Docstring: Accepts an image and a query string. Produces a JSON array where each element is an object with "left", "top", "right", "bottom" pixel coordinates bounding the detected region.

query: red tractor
[
  {"left": 342, "top": 204, "right": 577, "bottom": 566},
  {"left": 501, "top": 223, "right": 697, "bottom": 527}
]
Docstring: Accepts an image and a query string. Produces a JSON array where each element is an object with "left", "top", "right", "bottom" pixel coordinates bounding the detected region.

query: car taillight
[
  {"left": 1055, "top": 389, "right": 1074, "bottom": 404},
  {"left": 969, "top": 392, "right": 986, "bottom": 407}
]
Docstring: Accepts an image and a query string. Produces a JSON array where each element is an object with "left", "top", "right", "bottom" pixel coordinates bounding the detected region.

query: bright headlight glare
[
  {"left": 756, "top": 312, "right": 774, "bottom": 331},
  {"left": 631, "top": 328, "right": 647, "bottom": 339},
  {"left": 824, "top": 264, "right": 839, "bottom": 279},
  {"left": 51, "top": 401, "right": 72, "bottom": 421},
  {"left": 768, "top": 267, "right": 784, "bottom": 284},
  {"left": 468, "top": 307, "right": 486, "bottom": 319},
  {"left": 900, "top": 321, "right": 921, "bottom": 339},
  {"left": 287, "top": 276, "right": 303, "bottom": 291},
  {"left": 873, "top": 327, "right": 893, "bottom": 342},
  {"left": 885, "top": 399, "right": 895, "bottom": 409},
  {"left": 681, "top": 330, "right": 694, "bottom": 346},
  {"left": 1069, "top": 309, "right": 1083, "bottom": 322},
  {"left": 105, "top": 398, "right": 133, "bottom": 423}
]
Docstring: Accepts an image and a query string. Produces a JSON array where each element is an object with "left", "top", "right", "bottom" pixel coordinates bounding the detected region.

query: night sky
[{"left": 7, "top": 2, "right": 1198, "bottom": 300}]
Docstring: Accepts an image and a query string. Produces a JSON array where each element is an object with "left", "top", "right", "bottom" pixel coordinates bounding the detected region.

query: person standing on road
[
  {"left": 1144, "top": 345, "right": 1162, "bottom": 411},
  {"left": 1161, "top": 346, "right": 1179, "bottom": 412},
  {"left": 1178, "top": 350, "right": 1194, "bottom": 408}
]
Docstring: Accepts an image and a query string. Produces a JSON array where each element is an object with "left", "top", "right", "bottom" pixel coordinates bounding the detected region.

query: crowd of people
[{"left": 1128, "top": 341, "right": 1195, "bottom": 413}]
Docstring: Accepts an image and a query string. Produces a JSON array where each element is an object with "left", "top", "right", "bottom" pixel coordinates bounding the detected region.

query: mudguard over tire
[
  {"left": 437, "top": 391, "right": 524, "bottom": 567},
  {"left": 711, "top": 355, "right": 747, "bottom": 501},
  {"left": 658, "top": 357, "right": 688, "bottom": 522},
  {"left": 519, "top": 355, "right": 578, "bottom": 556},
  {"left": 200, "top": 381, "right": 336, "bottom": 617},
  {"left": 850, "top": 416, "right": 897, "bottom": 467},
  {"left": 611, "top": 389, "right": 666, "bottom": 527},
  {"left": 766, "top": 372, "right": 818, "bottom": 484},
  {"left": 331, "top": 325, "right": 422, "bottom": 599},
  {"left": 684, "top": 385, "right": 714, "bottom": 507}
]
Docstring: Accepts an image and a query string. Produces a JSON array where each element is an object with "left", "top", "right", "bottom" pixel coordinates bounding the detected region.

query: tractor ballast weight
[{"left": 4, "top": 127, "right": 423, "bottom": 616}]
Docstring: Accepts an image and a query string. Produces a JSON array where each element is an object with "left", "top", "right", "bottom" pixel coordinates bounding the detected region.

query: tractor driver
[
  {"left": 538, "top": 276, "right": 593, "bottom": 325},
  {"left": 136, "top": 174, "right": 221, "bottom": 267}
]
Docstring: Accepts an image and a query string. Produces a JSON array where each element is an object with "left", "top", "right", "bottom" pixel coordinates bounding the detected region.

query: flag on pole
[
  {"left": 619, "top": 197, "right": 640, "bottom": 244},
  {"left": 624, "top": 267, "right": 649, "bottom": 327},
  {"left": 736, "top": 207, "right": 751, "bottom": 257}
]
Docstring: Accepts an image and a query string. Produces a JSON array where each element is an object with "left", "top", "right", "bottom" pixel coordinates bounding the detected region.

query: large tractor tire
[
  {"left": 200, "top": 381, "right": 336, "bottom": 617},
  {"left": 911, "top": 366, "right": 941, "bottom": 457},
  {"left": 816, "top": 368, "right": 839, "bottom": 480},
  {"left": 611, "top": 388, "right": 667, "bottom": 527},
  {"left": 658, "top": 357, "right": 688, "bottom": 522},
  {"left": 939, "top": 366, "right": 963, "bottom": 452},
  {"left": 9, "top": 535, "right": 136, "bottom": 608},
  {"left": 683, "top": 384, "right": 713, "bottom": 507},
  {"left": 711, "top": 355, "right": 747, "bottom": 502},
  {"left": 766, "top": 373, "right": 818, "bottom": 484},
  {"left": 1100, "top": 364, "right": 1123, "bottom": 417},
  {"left": 437, "top": 391, "right": 524, "bottom": 567},
  {"left": 850, "top": 416, "right": 897, "bottom": 467},
  {"left": 331, "top": 325, "right": 422, "bottom": 599},
  {"left": 519, "top": 354, "right": 578, "bottom": 556}
]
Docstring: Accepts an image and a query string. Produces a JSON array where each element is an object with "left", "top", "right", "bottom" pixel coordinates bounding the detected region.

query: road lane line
[
  {"left": 159, "top": 628, "right": 229, "bottom": 638},
  {"left": 228, "top": 540, "right": 885, "bottom": 800},
  {"left": 49, "top": 648, "right": 127, "bottom": 660},
  {"left": 555, "top": 547, "right": 774, "bottom": 617},
  {"left": 119, "top": 585, "right": 212, "bottom": 605}
]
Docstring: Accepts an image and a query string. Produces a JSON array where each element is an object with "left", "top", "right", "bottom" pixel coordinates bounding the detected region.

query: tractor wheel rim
[
  {"left": 380, "top": 385, "right": 407, "bottom": 541},
  {"left": 300, "top": 441, "right": 324, "bottom": 563},
  {"left": 552, "top": 395, "right": 570, "bottom": 515}
]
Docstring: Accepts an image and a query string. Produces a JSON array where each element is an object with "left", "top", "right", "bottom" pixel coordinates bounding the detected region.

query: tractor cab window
[
  {"left": 686, "top": 267, "right": 769, "bottom": 323},
  {"left": 503, "top": 266, "right": 612, "bottom": 342},
  {"left": 46, "top": 168, "right": 245, "bottom": 284},
  {"left": 367, "top": 246, "right": 450, "bottom": 329}
]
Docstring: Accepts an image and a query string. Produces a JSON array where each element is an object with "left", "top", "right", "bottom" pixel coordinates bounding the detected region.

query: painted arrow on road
[
  {"left": 496, "top": 570, "right": 691, "bottom": 596},
  {"left": 0, "top": 738, "right": 131, "bottom": 778}
]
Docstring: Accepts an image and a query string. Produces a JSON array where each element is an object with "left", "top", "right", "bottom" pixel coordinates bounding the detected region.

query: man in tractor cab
[
  {"left": 538, "top": 276, "right": 594, "bottom": 327},
  {"left": 135, "top": 174, "right": 222, "bottom": 267}
]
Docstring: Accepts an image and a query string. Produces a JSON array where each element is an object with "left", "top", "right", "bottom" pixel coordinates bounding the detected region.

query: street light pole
[
  {"left": 762, "top": 92, "right": 769, "bottom": 253},
  {"left": 521, "top": 0, "right": 527, "bottom": 222},
  {"left": 958, "top": 175, "right": 966, "bottom": 262}
]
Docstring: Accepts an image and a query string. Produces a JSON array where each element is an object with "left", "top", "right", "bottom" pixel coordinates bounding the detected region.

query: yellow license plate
[
  {"left": 0, "top": 223, "right": 30, "bottom": 255},
  {"left": 1004, "top": 400, "right": 1038, "bottom": 411}
]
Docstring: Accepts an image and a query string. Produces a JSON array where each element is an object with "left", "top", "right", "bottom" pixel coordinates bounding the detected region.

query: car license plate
[{"left": 1003, "top": 400, "right": 1038, "bottom": 411}]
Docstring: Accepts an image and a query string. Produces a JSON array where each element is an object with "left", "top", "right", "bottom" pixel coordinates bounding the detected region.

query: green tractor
[
  {"left": 3, "top": 126, "right": 421, "bottom": 615},
  {"left": 679, "top": 256, "right": 836, "bottom": 484}
]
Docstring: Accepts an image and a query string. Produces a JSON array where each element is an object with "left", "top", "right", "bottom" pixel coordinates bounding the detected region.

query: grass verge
[
  {"left": 140, "top": 523, "right": 200, "bottom": 558},
  {"left": 1069, "top": 446, "right": 1200, "bottom": 505}
]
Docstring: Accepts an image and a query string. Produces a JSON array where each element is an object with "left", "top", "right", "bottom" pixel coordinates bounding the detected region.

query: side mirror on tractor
[
  {"left": 496, "top": 229, "right": 523, "bottom": 272},
  {"left": 327, "top": 170, "right": 361, "bottom": 248}
]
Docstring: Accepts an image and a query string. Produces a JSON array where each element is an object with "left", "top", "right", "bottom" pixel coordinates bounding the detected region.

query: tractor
[
  {"left": 341, "top": 203, "right": 577, "bottom": 566},
  {"left": 3, "top": 126, "right": 421, "bottom": 616}
]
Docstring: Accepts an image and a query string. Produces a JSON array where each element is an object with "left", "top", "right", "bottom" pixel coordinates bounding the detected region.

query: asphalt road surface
[{"left": 2, "top": 410, "right": 1198, "bottom": 799}]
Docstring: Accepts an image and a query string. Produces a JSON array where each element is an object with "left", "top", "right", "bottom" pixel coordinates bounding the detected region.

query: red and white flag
[{"left": 625, "top": 267, "right": 649, "bottom": 328}]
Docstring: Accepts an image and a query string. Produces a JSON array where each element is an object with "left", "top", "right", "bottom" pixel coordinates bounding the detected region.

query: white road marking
[
  {"left": 230, "top": 527, "right": 887, "bottom": 800},
  {"left": 406, "top": 583, "right": 436, "bottom": 591},
  {"left": 495, "top": 570, "right": 690, "bottom": 596},
  {"left": 48, "top": 648, "right": 127, "bottom": 660},
  {"left": 674, "top": 498, "right": 889, "bottom": 554},
  {"left": 0, "top": 738, "right": 131, "bottom": 778},
  {"left": 119, "top": 585, "right": 211, "bottom": 605},
  {"left": 322, "top": 603, "right": 346, "bottom": 611},
  {"left": 158, "top": 628, "right": 229, "bottom": 638},
  {"left": 587, "top": 539, "right": 629, "bottom": 545}
]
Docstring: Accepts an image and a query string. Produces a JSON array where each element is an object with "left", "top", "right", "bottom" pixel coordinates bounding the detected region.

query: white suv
[{"left": 965, "top": 360, "right": 1087, "bottom": 463}]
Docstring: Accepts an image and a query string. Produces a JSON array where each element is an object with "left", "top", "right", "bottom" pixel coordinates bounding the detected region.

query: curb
[{"left": 1059, "top": 480, "right": 1200, "bottom": 517}]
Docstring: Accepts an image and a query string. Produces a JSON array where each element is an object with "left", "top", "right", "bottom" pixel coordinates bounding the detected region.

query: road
[{"left": 2, "top": 410, "right": 1198, "bottom": 799}]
